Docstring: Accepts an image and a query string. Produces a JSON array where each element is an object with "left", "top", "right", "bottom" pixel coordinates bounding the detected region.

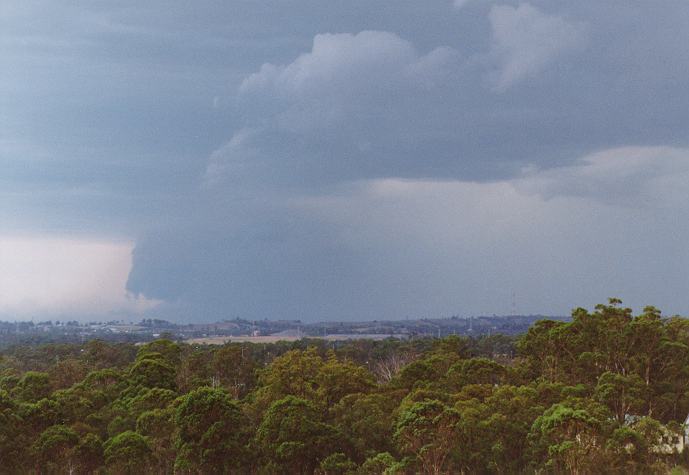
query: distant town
[{"left": 0, "top": 314, "right": 567, "bottom": 348}]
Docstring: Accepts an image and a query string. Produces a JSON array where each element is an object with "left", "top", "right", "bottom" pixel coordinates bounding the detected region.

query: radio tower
[{"left": 511, "top": 291, "right": 517, "bottom": 316}]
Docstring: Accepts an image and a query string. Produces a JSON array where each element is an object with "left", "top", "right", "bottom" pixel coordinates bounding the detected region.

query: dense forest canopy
[{"left": 2, "top": 300, "right": 689, "bottom": 474}]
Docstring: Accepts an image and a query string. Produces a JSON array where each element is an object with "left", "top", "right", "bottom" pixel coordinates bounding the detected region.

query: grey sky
[{"left": 2, "top": 1, "right": 689, "bottom": 321}]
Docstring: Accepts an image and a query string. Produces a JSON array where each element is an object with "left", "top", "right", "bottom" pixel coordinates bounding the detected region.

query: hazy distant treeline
[{"left": 1, "top": 300, "right": 689, "bottom": 474}]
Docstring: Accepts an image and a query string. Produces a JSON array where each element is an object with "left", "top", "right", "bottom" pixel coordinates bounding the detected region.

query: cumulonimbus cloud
[
  {"left": 238, "top": 31, "right": 461, "bottom": 132},
  {"left": 488, "top": 3, "right": 587, "bottom": 91},
  {"left": 129, "top": 146, "right": 689, "bottom": 320},
  {"left": 128, "top": 6, "right": 689, "bottom": 321},
  {"left": 240, "top": 31, "right": 459, "bottom": 97}
]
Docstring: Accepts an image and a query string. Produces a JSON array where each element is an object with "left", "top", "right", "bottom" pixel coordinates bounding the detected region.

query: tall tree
[
  {"left": 174, "top": 386, "right": 248, "bottom": 473},
  {"left": 257, "top": 396, "right": 341, "bottom": 474},
  {"left": 394, "top": 399, "right": 459, "bottom": 475},
  {"left": 103, "top": 431, "right": 155, "bottom": 475}
]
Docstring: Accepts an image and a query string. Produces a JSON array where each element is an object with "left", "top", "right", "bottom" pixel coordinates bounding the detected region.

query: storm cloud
[{"left": 2, "top": 1, "right": 689, "bottom": 320}]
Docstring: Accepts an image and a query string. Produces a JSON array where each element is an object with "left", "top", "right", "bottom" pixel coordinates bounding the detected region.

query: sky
[{"left": 1, "top": 0, "right": 689, "bottom": 321}]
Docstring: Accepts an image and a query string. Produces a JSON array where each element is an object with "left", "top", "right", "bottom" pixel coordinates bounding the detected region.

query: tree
[
  {"left": 210, "top": 344, "right": 257, "bottom": 398},
  {"left": 392, "top": 353, "right": 459, "bottom": 391},
  {"left": 315, "top": 353, "right": 375, "bottom": 407},
  {"left": 21, "top": 397, "right": 60, "bottom": 437},
  {"left": 0, "top": 390, "right": 27, "bottom": 472},
  {"left": 176, "top": 349, "right": 213, "bottom": 393},
  {"left": 528, "top": 400, "right": 611, "bottom": 474},
  {"left": 103, "top": 431, "right": 155, "bottom": 475},
  {"left": 254, "top": 348, "right": 324, "bottom": 407},
  {"left": 445, "top": 357, "right": 506, "bottom": 390},
  {"left": 128, "top": 357, "right": 177, "bottom": 390},
  {"left": 394, "top": 399, "right": 459, "bottom": 475},
  {"left": 257, "top": 396, "right": 341, "bottom": 474},
  {"left": 359, "top": 452, "right": 400, "bottom": 474},
  {"left": 136, "top": 339, "right": 182, "bottom": 368},
  {"left": 516, "top": 319, "right": 568, "bottom": 381},
  {"left": 14, "top": 371, "right": 51, "bottom": 402},
  {"left": 72, "top": 433, "right": 104, "bottom": 475},
  {"left": 431, "top": 335, "right": 471, "bottom": 359},
  {"left": 594, "top": 371, "right": 647, "bottom": 424},
  {"left": 373, "top": 350, "right": 417, "bottom": 384},
  {"left": 50, "top": 359, "right": 87, "bottom": 390},
  {"left": 606, "top": 418, "right": 675, "bottom": 474},
  {"left": 318, "top": 452, "right": 357, "bottom": 474},
  {"left": 137, "top": 408, "right": 176, "bottom": 474},
  {"left": 330, "top": 393, "right": 396, "bottom": 461},
  {"left": 629, "top": 306, "right": 664, "bottom": 389},
  {"left": 452, "top": 394, "right": 492, "bottom": 473},
  {"left": 82, "top": 340, "right": 136, "bottom": 369},
  {"left": 174, "top": 386, "right": 248, "bottom": 473},
  {"left": 32, "top": 425, "right": 79, "bottom": 474},
  {"left": 480, "top": 385, "right": 546, "bottom": 473},
  {"left": 128, "top": 387, "right": 177, "bottom": 417}
]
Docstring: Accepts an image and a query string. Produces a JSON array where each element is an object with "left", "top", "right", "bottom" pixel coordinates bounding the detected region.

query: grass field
[{"left": 186, "top": 333, "right": 401, "bottom": 345}]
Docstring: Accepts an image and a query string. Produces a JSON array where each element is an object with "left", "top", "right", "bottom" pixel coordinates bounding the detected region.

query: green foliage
[
  {"left": 137, "top": 339, "right": 182, "bottom": 367},
  {"left": 210, "top": 343, "right": 257, "bottom": 397},
  {"left": 1, "top": 301, "right": 689, "bottom": 473},
  {"left": 445, "top": 357, "right": 506, "bottom": 390},
  {"left": 136, "top": 407, "right": 176, "bottom": 473},
  {"left": 254, "top": 347, "right": 324, "bottom": 407},
  {"left": 129, "top": 356, "right": 177, "bottom": 390},
  {"left": 595, "top": 371, "right": 647, "bottom": 423},
  {"left": 128, "top": 387, "right": 177, "bottom": 416},
  {"left": 0, "top": 389, "right": 28, "bottom": 472},
  {"left": 528, "top": 400, "right": 611, "bottom": 473},
  {"left": 174, "top": 386, "right": 247, "bottom": 472},
  {"left": 32, "top": 424, "right": 79, "bottom": 472},
  {"left": 330, "top": 393, "right": 396, "bottom": 461},
  {"left": 14, "top": 370, "right": 51, "bottom": 401},
  {"left": 359, "top": 452, "right": 399, "bottom": 474},
  {"left": 257, "top": 395, "right": 343, "bottom": 474},
  {"left": 73, "top": 433, "right": 104, "bottom": 475},
  {"left": 104, "top": 430, "right": 154, "bottom": 474},
  {"left": 394, "top": 399, "right": 459, "bottom": 474},
  {"left": 318, "top": 452, "right": 357, "bottom": 474},
  {"left": 316, "top": 352, "right": 375, "bottom": 407}
]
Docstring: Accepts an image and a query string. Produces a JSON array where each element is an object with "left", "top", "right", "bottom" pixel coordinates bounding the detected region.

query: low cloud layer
[{"left": 128, "top": 146, "right": 689, "bottom": 320}]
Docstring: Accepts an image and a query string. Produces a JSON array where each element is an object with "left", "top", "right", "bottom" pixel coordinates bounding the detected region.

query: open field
[
  {"left": 186, "top": 333, "right": 402, "bottom": 345},
  {"left": 187, "top": 335, "right": 300, "bottom": 345}
]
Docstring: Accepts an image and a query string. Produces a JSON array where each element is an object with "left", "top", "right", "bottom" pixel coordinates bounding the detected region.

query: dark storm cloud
[{"left": 3, "top": 1, "right": 689, "bottom": 319}]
